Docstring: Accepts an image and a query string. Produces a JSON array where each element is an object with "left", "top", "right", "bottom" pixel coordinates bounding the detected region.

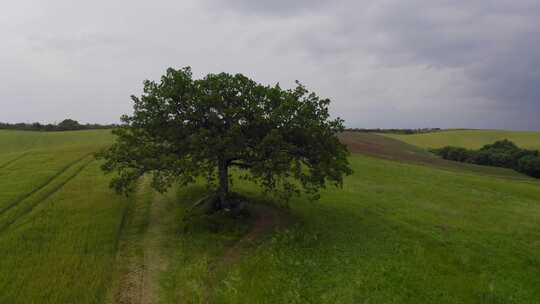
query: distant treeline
[
  {"left": 346, "top": 128, "right": 442, "bottom": 135},
  {"left": 432, "top": 140, "right": 540, "bottom": 178},
  {"left": 0, "top": 119, "right": 116, "bottom": 132}
]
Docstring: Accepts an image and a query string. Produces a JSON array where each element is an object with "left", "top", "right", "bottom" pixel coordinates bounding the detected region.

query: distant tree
[
  {"left": 345, "top": 128, "right": 442, "bottom": 135},
  {"left": 431, "top": 146, "right": 473, "bottom": 162},
  {"left": 517, "top": 155, "right": 540, "bottom": 178},
  {"left": 480, "top": 139, "right": 519, "bottom": 151},
  {"left": 57, "top": 119, "right": 81, "bottom": 131},
  {"left": 44, "top": 124, "right": 57, "bottom": 131},
  {"left": 0, "top": 120, "right": 114, "bottom": 131},
  {"left": 99, "top": 67, "right": 352, "bottom": 210},
  {"left": 31, "top": 122, "right": 43, "bottom": 130},
  {"left": 432, "top": 139, "right": 540, "bottom": 179}
]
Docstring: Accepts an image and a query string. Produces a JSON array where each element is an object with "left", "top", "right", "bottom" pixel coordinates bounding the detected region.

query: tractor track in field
[
  {"left": 0, "top": 152, "right": 29, "bottom": 170},
  {"left": 110, "top": 182, "right": 169, "bottom": 304},
  {"left": 109, "top": 184, "right": 293, "bottom": 304},
  {"left": 203, "top": 204, "right": 292, "bottom": 303},
  {"left": 211, "top": 204, "right": 285, "bottom": 270},
  {"left": 0, "top": 154, "right": 90, "bottom": 216},
  {"left": 0, "top": 155, "right": 94, "bottom": 233}
]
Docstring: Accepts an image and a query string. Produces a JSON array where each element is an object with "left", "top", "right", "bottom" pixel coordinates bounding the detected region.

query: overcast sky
[{"left": 1, "top": 0, "right": 539, "bottom": 130}]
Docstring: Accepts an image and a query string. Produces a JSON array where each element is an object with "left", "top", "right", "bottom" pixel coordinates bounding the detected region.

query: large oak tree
[{"left": 100, "top": 67, "right": 351, "bottom": 209}]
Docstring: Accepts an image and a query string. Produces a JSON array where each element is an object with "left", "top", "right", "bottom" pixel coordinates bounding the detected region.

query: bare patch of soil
[
  {"left": 339, "top": 131, "right": 435, "bottom": 163},
  {"left": 141, "top": 194, "right": 169, "bottom": 304},
  {"left": 218, "top": 204, "right": 289, "bottom": 267},
  {"left": 112, "top": 246, "right": 144, "bottom": 304},
  {"left": 339, "top": 131, "right": 534, "bottom": 181},
  {"left": 202, "top": 203, "right": 292, "bottom": 303},
  {"left": 110, "top": 189, "right": 169, "bottom": 304}
]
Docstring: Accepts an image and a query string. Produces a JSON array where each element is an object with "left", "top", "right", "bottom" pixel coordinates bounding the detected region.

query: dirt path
[
  {"left": 140, "top": 193, "right": 169, "bottom": 304},
  {"left": 110, "top": 186, "right": 169, "bottom": 304},
  {"left": 203, "top": 203, "right": 291, "bottom": 303},
  {"left": 111, "top": 189, "right": 291, "bottom": 304},
  {"left": 217, "top": 204, "right": 284, "bottom": 268}
]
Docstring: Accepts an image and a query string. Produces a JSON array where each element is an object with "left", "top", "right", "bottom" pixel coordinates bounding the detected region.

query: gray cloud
[
  {"left": 378, "top": 0, "right": 540, "bottom": 128},
  {"left": 1, "top": 0, "right": 539, "bottom": 130},
  {"left": 255, "top": 0, "right": 540, "bottom": 129},
  {"left": 211, "top": 0, "right": 328, "bottom": 15}
]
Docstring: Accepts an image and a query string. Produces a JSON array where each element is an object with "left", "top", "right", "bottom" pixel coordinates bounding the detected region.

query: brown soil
[
  {"left": 338, "top": 131, "right": 437, "bottom": 164},
  {"left": 111, "top": 244, "right": 144, "bottom": 304},
  {"left": 339, "top": 131, "right": 534, "bottom": 181},
  {"left": 202, "top": 203, "right": 291, "bottom": 303},
  {"left": 141, "top": 194, "right": 169, "bottom": 304},
  {"left": 218, "top": 204, "right": 289, "bottom": 267},
  {"left": 110, "top": 190, "right": 169, "bottom": 304}
]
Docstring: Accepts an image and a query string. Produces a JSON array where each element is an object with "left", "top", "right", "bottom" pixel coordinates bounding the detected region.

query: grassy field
[
  {"left": 383, "top": 129, "right": 540, "bottom": 150},
  {"left": 0, "top": 129, "right": 131, "bottom": 303},
  {"left": 2, "top": 129, "right": 540, "bottom": 303},
  {"left": 339, "top": 131, "right": 534, "bottom": 181},
  {"left": 118, "top": 144, "right": 540, "bottom": 303},
  {"left": 0, "top": 129, "right": 114, "bottom": 154}
]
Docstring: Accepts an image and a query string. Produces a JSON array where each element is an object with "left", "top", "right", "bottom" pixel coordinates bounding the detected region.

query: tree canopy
[
  {"left": 99, "top": 67, "right": 352, "bottom": 209},
  {"left": 432, "top": 139, "right": 540, "bottom": 178}
]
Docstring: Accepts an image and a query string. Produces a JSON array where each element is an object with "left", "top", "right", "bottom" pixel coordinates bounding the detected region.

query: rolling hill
[
  {"left": 383, "top": 129, "right": 540, "bottom": 150},
  {"left": 1, "top": 129, "right": 539, "bottom": 303}
]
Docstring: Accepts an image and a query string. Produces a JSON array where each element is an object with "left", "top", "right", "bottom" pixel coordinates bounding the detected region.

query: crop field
[
  {"left": 124, "top": 133, "right": 540, "bottom": 303},
  {"left": 1, "top": 129, "right": 540, "bottom": 303},
  {"left": 383, "top": 129, "right": 540, "bottom": 150},
  {"left": 0, "top": 130, "right": 130, "bottom": 303},
  {"left": 115, "top": 163, "right": 540, "bottom": 303},
  {"left": 338, "top": 131, "right": 534, "bottom": 181}
]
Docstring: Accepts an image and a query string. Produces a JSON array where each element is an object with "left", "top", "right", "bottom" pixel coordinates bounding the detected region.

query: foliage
[
  {"left": 517, "top": 155, "right": 540, "bottom": 178},
  {"left": 0, "top": 119, "right": 115, "bottom": 132},
  {"left": 341, "top": 131, "right": 531, "bottom": 180},
  {"left": 99, "top": 67, "right": 352, "bottom": 207},
  {"left": 56, "top": 119, "right": 83, "bottom": 130},
  {"left": 429, "top": 146, "right": 473, "bottom": 162},
  {"left": 432, "top": 139, "right": 540, "bottom": 178}
]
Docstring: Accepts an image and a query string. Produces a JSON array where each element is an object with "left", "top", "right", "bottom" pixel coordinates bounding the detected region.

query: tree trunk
[{"left": 217, "top": 159, "right": 229, "bottom": 210}]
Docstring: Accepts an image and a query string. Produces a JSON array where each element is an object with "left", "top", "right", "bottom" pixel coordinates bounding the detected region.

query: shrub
[
  {"left": 432, "top": 146, "right": 473, "bottom": 162},
  {"left": 480, "top": 139, "right": 519, "bottom": 151},
  {"left": 432, "top": 139, "right": 540, "bottom": 179},
  {"left": 517, "top": 155, "right": 540, "bottom": 178}
]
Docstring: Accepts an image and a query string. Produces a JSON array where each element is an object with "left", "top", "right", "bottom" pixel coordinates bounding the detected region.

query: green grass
[
  {"left": 0, "top": 129, "right": 130, "bottom": 304},
  {"left": 0, "top": 129, "right": 114, "bottom": 154},
  {"left": 2, "top": 129, "right": 540, "bottom": 303},
  {"left": 383, "top": 129, "right": 540, "bottom": 150},
  {"left": 150, "top": 154, "right": 540, "bottom": 303},
  {"left": 340, "top": 131, "right": 534, "bottom": 181}
]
